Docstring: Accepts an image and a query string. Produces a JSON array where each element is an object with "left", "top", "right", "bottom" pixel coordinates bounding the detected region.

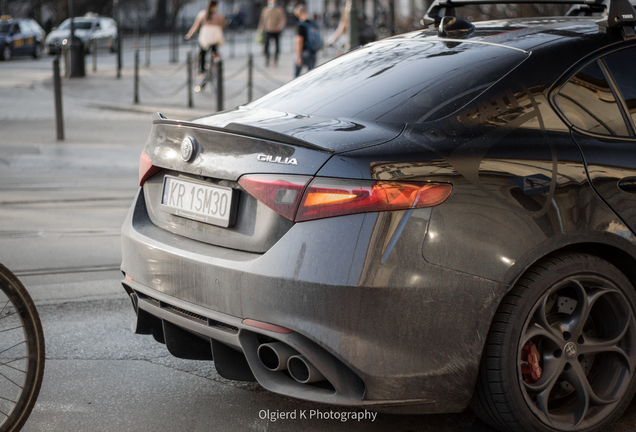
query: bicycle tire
[{"left": 0, "top": 264, "right": 45, "bottom": 432}]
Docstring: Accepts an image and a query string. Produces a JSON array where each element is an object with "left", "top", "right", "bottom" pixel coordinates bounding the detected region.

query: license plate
[{"left": 161, "top": 176, "right": 234, "bottom": 227}]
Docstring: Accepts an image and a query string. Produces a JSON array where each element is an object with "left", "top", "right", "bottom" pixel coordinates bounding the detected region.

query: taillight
[
  {"left": 239, "top": 174, "right": 452, "bottom": 222},
  {"left": 296, "top": 178, "right": 452, "bottom": 221},
  {"left": 139, "top": 151, "right": 162, "bottom": 186},
  {"left": 238, "top": 174, "right": 312, "bottom": 220}
]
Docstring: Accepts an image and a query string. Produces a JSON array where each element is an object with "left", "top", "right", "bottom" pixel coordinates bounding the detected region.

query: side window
[
  {"left": 12, "top": 23, "right": 21, "bottom": 34},
  {"left": 604, "top": 47, "right": 636, "bottom": 128},
  {"left": 555, "top": 60, "right": 629, "bottom": 136}
]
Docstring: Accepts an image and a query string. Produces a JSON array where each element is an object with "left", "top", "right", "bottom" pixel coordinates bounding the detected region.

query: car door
[
  {"left": 10, "top": 23, "right": 25, "bottom": 55},
  {"left": 20, "top": 21, "right": 36, "bottom": 54},
  {"left": 554, "top": 46, "right": 636, "bottom": 234}
]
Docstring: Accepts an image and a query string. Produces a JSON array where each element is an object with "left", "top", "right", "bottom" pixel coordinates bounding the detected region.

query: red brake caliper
[{"left": 521, "top": 341, "right": 543, "bottom": 383}]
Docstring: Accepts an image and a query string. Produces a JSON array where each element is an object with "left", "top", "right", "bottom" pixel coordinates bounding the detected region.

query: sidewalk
[{"left": 0, "top": 35, "right": 338, "bottom": 123}]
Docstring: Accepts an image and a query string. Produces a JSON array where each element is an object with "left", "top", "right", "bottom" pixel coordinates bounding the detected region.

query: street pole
[
  {"left": 53, "top": 56, "right": 64, "bottom": 141},
  {"left": 389, "top": 0, "right": 396, "bottom": 36},
  {"left": 66, "top": 0, "right": 85, "bottom": 77},
  {"left": 114, "top": 0, "right": 122, "bottom": 79},
  {"left": 349, "top": 0, "right": 360, "bottom": 48}
]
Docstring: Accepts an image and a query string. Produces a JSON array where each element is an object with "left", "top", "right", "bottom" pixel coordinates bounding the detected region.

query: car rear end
[{"left": 121, "top": 34, "right": 532, "bottom": 412}]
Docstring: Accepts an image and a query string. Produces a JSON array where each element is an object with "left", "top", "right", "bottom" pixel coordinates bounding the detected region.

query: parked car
[
  {"left": 0, "top": 16, "right": 45, "bottom": 61},
  {"left": 121, "top": 0, "right": 636, "bottom": 431},
  {"left": 45, "top": 14, "right": 117, "bottom": 54}
]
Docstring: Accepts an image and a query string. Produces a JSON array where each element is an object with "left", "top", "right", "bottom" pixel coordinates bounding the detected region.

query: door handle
[{"left": 618, "top": 178, "right": 636, "bottom": 193}]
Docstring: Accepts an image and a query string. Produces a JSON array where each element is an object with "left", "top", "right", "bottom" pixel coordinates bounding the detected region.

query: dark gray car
[{"left": 121, "top": 1, "right": 636, "bottom": 431}]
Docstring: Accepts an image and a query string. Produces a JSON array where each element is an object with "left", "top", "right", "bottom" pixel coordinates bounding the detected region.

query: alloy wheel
[{"left": 519, "top": 274, "right": 636, "bottom": 430}]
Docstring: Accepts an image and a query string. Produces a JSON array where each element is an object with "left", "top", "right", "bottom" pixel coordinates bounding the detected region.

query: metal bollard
[
  {"left": 145, "top": 33, "right": 150, "bottom": 67},
  {"left": 92, "top": 39, "right": 97, "bottom": 72},
  {"left": 134, "top": 50, "right": 139, "bottom": 104},
  {"left": 217, "top": 58, "right": 223, "bottom": 111},
  {"left": 187, "top": 52, "right": 193, "bottom": 108},
  {"left": 170, "top": 32, "right": 179, "bottom": 63},
  {"left": 230, "top": 31, "right": 235, "bottom": 59},
  {"left": 175, "top": 32, "right": 179, "bottom": 63},
  {"left": 248, "top": 54, "right": 253, "bottom": 103},
  {"left": 117, "top": 32, "right": 122, "bottom": 79},
  {"left": 53, "top": 56, "right": 64, "bottom": 141}
]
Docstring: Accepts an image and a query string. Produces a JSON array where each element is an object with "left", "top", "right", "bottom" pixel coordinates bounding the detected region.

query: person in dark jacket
[{"left": 294, "top": 4, "right": 316, "bottom": 77}]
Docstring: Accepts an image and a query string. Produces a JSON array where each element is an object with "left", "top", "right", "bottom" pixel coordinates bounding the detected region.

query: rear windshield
[
  {"left": 249, "top": 40, "right": 527, "bottom": 124},
  {"left": 59, "top": 20, "right": 93, "bottom": 30},
  {"left": 0, "top": 23, "right": 11, "bottom": 33}
]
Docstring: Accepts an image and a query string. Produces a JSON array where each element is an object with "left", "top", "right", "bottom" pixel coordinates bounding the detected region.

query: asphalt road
[{"left": 2, "top": 37, "right": 636, "bottom": 432}]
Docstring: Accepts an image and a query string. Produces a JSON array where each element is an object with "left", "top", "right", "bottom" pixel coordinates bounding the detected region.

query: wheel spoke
[
  {"left": 522, "top": 323, "right": 563, "bottom": 348},
  {"left": 532, "top": 296, "right": 564, "bottom": 345},
  {"left": 580, "top": 319, "right": 629, "bottom": 354},
  {"left": 563, "top": 361, "right": 617, "bottom": 427},
  {"left": 581, "top": 343, "right": 633, "bottom": 372},
  {"left": 523, "top": 356, "right": 564, "bottom": 393},
  {"left": 560, "top": 278, "right": 591, "bottom": 338}
]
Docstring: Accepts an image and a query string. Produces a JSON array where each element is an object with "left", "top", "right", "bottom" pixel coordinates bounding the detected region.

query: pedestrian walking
[
  {"left": 294, "top": 4, "right": 320, "bottom": 77},
  {"left": 258, "top": 0, "right": 286, "bottom": 67},
  {"left": 326, "top": 0, "right": 351, "bottom": 53},
  {"left": 185, "top": 0, "right": 225, "bottom": 75},
  {"left": 326, "top": 0, "right": 375, "bottom": 53}
]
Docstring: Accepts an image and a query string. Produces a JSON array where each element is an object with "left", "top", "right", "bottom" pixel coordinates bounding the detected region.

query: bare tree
[{"left": 170, "top": 0, "right": 194, "bottom": 32}]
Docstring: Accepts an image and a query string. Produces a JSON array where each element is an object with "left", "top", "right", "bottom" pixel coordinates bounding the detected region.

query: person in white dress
[{"left": 185, "top": 1, "right": 225, "bottom": 74}]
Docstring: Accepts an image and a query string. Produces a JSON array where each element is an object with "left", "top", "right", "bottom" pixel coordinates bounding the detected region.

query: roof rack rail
[{"left": 423, "top": 0, "right": 636, "bottom": 36}]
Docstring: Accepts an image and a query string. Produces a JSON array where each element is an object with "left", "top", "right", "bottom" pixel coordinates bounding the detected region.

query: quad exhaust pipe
[
  {"left": 257, "top": 343, "right": 326, "bottom": 383},
  {"left": 257, "top": 342, "right": 298, "bottom": 372},
  {"left": 287, "top": 355, "right": 326, "bottom": 384}
]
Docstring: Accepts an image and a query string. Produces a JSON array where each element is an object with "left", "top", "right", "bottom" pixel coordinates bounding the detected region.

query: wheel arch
[{"left": 504, "top": 235, "right": 636, "bottom": 298}]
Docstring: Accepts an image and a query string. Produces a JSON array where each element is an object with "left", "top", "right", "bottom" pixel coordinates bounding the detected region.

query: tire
[
  {"left": 0, "top": 264, "right": 45, "bottom": 432},
  {"left": 472, "top": 253, "right": 636, "bottom": 432},
  {"left": 110, "top": 37, "right": 117, "bottom": 53},
  {"left": 1, "top": 45, "right": 11, "bottom": 61},
  {"left": 32, "top": 43, "right": 42, "bottom": 59}
]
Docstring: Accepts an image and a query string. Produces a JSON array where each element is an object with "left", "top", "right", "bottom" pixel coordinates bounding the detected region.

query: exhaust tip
[
  {"left": 257, "top": 344, "right": 282, "bottom": 371},
  {"left": 257, "top": 342, "right": 298, "bottom": 372},
  {"left": 288, "top": 355, "right": 325, "bottom": 384}
]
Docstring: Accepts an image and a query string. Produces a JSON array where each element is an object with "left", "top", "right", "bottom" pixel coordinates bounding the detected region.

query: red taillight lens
[
  {"left": 238, "top": 174, "right": 312, "bottom": 220},
  {"left": 139, "top": 151, "right": 162, "bottom": 186},
  {"left": 238, "top": 175, "right": 452, "bottom": 222},
  {"left": 295, "top": 178, "right": 452, "bottom": 222}
]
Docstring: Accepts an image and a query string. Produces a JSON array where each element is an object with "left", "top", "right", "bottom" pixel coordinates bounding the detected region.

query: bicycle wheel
[{"left": 0, "top": 264, "right": 45, "bottom": 432}]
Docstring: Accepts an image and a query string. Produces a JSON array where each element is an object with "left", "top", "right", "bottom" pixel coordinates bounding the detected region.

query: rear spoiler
[{"left": 151, "top": 112, "right": 334, "bottom": 153}]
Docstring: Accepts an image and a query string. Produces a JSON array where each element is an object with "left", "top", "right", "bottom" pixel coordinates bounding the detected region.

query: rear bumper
[{"left": 121, "top": 188, "right": 507, "bottom": 413}]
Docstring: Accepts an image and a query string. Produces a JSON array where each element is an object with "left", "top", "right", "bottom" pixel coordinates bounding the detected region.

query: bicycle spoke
[
  {"left": 0, "top": 370, "right": 23, "bottom": 390},
  {"left": 0, "top": 356, "right": 28, "bottom": 375},
  {"left": 0, "top": 325, "right": 24, "bottom": 334},
  {"left": 0, "top": 341, "right": 25, "bottom": 357},
  {"left": 0, "top": 395, "right": 17, "bottom": 404},
  {"left": 0, "top": 311, "right": 19, "bottom": 322},
  {"left": 0, "top": 300, "right": 10, "bottom": 317}
]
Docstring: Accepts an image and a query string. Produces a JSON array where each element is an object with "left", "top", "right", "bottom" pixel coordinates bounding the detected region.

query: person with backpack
[{"left": 294, "top": 4, "right": 321, "bottom": 77}]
